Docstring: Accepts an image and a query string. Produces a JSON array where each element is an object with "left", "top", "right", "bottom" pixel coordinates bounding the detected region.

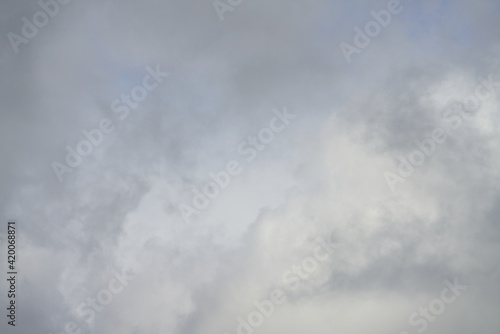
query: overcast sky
[{"left": 1, "top": 0, "right": 500, "bottom": 333}]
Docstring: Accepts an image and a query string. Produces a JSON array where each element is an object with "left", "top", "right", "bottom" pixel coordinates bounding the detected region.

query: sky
[{"left": 1, "top": 0, "right": 500, "bottom": 333}]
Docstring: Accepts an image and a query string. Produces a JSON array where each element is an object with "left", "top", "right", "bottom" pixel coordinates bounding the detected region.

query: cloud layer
[{"left": 1, "top": 0, "right": 500, "bottom": 333}]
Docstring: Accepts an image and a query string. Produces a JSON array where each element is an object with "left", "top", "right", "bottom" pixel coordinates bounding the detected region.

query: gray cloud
[{"left": 1, "top": 0, "right": 500, "bottom": 333}]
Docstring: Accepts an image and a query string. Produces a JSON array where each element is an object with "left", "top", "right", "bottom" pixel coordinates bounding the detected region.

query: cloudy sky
[{"left": 1, "top": 0, "right": 500, "bottom": 333}]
